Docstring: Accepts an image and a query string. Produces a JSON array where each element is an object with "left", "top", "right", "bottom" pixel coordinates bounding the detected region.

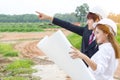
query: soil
[{"left": 0, "top": 28, "right": 120, "bottom": 80}]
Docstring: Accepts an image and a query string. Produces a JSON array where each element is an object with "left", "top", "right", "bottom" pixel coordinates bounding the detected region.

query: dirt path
[
  {"left": 0, "top": 29, "right": 70, "bottom": 57},
  {"left": 0, "top": 29, "right": 73, "bottom": 80}
]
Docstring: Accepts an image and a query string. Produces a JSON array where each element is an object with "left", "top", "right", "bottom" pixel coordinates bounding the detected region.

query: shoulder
[
  {"left": 99, "top": 43, "right": 113, "bottom": 51},
  {"left": 99, "top": 43, "right": 115, "bottom": 56}
]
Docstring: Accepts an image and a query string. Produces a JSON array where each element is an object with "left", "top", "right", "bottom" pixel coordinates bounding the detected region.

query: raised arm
[{"left": 36, "top": 11, "right": 85, "bottom": 36}]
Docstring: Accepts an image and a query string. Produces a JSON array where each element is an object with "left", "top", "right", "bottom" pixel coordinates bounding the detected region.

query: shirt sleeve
[
  {"left": 90, "top": 48, "right": 111, "bottom": 75},
  {"left": 52, "top": 18, "right": 85, "bottom": 36}
]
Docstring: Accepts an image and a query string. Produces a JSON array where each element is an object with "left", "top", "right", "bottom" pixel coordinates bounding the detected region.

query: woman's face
[
  {"left": 95, "top": 27, "right": 108, "bottom": 44},
  {"left": 87, "top": 19, "right": 94, "bottom": 30}
]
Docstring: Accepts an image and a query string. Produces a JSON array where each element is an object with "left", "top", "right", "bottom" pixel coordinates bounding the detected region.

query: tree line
[
  {"left": 0, "top": 3, "right": 120, "bottom": 23},
  {"left": 0, "top": 14, "right": 42, "bottom": 23},
  {"left": 0, "top": 3, "right": 89, "bottom": 23},
  {"left": 0, "top": 13, "right": 81, "bottom": 23}
]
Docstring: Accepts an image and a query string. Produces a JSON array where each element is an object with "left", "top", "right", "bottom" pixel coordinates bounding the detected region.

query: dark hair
[{"left": 87, "top": 12, "right": 100, "bottom": 22}]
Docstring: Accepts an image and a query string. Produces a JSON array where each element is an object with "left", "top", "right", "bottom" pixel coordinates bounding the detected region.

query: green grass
[
  {"left": 0, "top": 23, "right": 59, "bottom": 32},
  {"left": 6, "top": 59, "right": 34, "bottom": 70},
  {"left": 3, "top": 59, "right": 36, "bottom": 77},
  {"left": 0, "top": 59, "right": 38, "bottom": 79},
  {"left": 3, "top": 76, "right": 29, "bottom": 80},
  {"left": 67, "top": 33, "right": 82, "bottom": 49},
  {"left": 0, "top": 43, "right": 18, "bottom": 57},
  {"left": 2, "top": 76, "right": 40, "bottom": 80},
  {"left": 116, "top": 24, "right": 120, "bottom": 43}
]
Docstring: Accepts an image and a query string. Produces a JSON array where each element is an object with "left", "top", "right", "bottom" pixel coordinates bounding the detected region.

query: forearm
[
  {"left": 70, "top": 47, "right": 97, "bottom": 70},
  {"left": 47, "top": 16, "right": 53, "bottom": 22},
  {"left": 82, "top": 55, "right": 97, "bottom": 71},
  {"left": 52, "top": 18, "right": 84, "bottom": 35}
]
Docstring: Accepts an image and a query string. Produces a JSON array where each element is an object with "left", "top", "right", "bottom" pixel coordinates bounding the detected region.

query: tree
[
  {"left": 75, "top": 3, "right": 89, "bottom": 24},
  {"left": 54, "top": 13, "right": 78, "bottom": 22}
]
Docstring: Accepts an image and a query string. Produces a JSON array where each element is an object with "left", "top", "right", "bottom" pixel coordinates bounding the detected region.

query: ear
[
  {"left": 95, "top": 18, "right": 99, "bottom": 22},
  {"left": 105, "top": 33, "right": 109, "bottom": 37}
]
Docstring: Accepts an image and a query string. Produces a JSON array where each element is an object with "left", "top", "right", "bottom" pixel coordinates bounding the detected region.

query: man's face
[{"left": 87, "top": 18, "right": 94, "bottom": 30}]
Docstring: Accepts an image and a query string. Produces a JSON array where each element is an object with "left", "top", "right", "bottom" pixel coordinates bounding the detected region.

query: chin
[
  {"left": 88, "top": 28, "right": 92, "bottom": 30},
  {"left": 96, "top": 40, "right": 100, "bottom": 45},
  {"left": 88, "top": 27, "right": 94, "bottom": 30},
  {"left": 97, "top": 42, "right": 103, "bottom": 45}
]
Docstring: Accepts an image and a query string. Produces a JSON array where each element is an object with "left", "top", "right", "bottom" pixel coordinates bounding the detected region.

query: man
[{"left": 36, "top": 6, "right": 106, "bottom": 60}]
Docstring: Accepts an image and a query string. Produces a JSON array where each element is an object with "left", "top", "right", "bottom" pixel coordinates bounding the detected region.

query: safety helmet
[
  {"left": 93, "top": 18, "right": 117, "bottom": 36},
  {"left": 89, "top": 6, "right": 107, "bottom": 19}
]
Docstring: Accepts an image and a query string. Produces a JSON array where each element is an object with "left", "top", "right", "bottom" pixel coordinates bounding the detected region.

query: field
[
  {"left": 0, "top": 28, "right": 73, "bottom": 80},
  {"left": 0, "top": 23, "right": 120, "bottom": 80}
]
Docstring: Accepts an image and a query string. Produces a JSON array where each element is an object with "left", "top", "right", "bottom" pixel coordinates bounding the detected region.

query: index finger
[{"left": 35, "top": 11, "right": 41, "bottom": 14}]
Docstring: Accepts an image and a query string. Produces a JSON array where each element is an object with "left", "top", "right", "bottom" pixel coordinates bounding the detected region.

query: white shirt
[{"left": 89, "top": 43, "right": 116, "bottom": 80}]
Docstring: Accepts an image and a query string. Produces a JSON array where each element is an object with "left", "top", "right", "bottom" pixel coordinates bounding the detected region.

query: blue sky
[{"left": 0, "top": 0, "right": 120, "bottom": 16}]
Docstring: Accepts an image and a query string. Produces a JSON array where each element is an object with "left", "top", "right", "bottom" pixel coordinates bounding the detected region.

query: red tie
[{"left": 89, "top": 32, "right": 94, "bottom": 44}]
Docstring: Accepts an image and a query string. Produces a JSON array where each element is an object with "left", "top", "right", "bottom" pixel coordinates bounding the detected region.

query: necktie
[{"left": 89, "top": 32, "right": 94, "bottom": 44}]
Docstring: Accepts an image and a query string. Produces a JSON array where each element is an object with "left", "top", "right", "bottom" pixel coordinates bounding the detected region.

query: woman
[
  {"left": 70, "top": 18, "right": 120, "bottom": 80},
  {"left": 36, "top": 6, "right": 107, "bottom": 60}
]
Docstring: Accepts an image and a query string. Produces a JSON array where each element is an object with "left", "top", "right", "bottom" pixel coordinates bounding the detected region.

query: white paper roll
[{"left": 37, "top": 30, "right": 95, "bottom": 80}]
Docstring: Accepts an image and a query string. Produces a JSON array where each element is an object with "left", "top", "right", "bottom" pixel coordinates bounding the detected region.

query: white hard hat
[
  {"left": 93, "top": 18, "right": 117, "bottom": 36},
  {"left": 89, "top": 6, "right": 107, "bottom": 19}
]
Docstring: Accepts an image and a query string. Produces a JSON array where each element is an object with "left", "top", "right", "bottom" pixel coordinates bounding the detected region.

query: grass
[
  {"left": 3, "top": 76, "right": 29, "bottom": 80},
  {"left": 1, "top": 59, "right": 37, "bottom": 79},
  {"left": 0, "top": 22, "right": 59, "bottom": 32},
  {"left": 116, "top": 24, "right": 120, "bottom": 43},
  {"left": 5, "top": 59, "right": 34, "bottom": 70},
  {"left": 2, "top": 76, "right": 40, "bottom": 80},
  {"left": 0, "top": 38, "right": 39, "bottom": 79},
  {"left": 67, "top": 33, "right": 82, "bottom": 49},
  {"left": 0, "top": 43, "right": 18, "bottom": 57}
]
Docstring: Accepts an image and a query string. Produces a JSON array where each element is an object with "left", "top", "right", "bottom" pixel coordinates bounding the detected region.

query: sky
[{"left": 0, "top": 0, "right": 120, "bottom": 16}]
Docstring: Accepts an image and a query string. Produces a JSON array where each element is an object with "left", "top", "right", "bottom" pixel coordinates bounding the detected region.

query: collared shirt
[
  {"left": 89, "top": 43, "right": 117, "bottom": 80},
  {"left": 89, "top": 31, "right": 95, "bottom": 44}
]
